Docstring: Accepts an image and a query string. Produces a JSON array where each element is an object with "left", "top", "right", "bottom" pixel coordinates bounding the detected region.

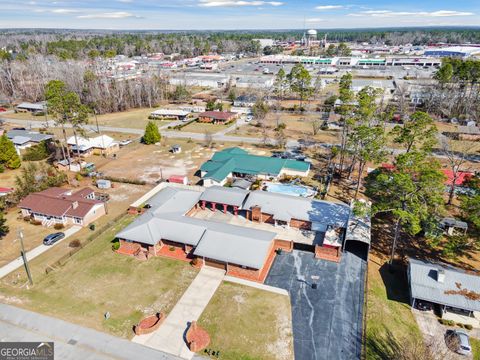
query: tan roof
[{"left": 199, "top": 111, "right": 236, "bottom": 121}]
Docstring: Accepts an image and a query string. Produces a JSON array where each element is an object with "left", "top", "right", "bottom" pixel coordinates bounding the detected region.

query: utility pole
[{"left": 18, "top": 228, "right": 33, "bottom": 285}]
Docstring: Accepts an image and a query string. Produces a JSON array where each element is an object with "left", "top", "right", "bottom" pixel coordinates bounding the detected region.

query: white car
[
  {"left": 119, "top": 139, "right": 132, "bottom": 147},
  {"left": 245, "top": 115, "right": 253, "bottom": 122}
]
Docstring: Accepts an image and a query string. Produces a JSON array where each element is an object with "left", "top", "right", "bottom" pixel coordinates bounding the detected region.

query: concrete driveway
[
  {"left": 265, "top": 249, "right": 367, "bottom": 360},
  {"left": 133, "top": 266, "right": 225, "bottom": 359},
  {"left": 0, "top": 225, "right": 82, "bottom": 279},
  {"left": 413, "top": 309, "right": 473, "bottom": 360}
]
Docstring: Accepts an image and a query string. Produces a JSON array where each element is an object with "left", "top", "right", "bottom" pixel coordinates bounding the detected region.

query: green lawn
[
  {"left": 0, "top": 215, "right": 198, "bottom": 339},
  {"left": 472, "top": 337, "right": 480, "bottom": 360},
  {"left": 366, "top": 259, "right": 423, "bottom": 359},
  {"left": 198, "top": 281, "right": 294, "bottom": 360}
]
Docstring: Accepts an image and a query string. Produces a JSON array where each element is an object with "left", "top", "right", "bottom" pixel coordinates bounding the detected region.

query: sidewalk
[
  {"left": 133, "top": 266, "right": 225, "bottom": 359},
  {"left": 0, "top": 303, "right": 178, "bottom": 360},
  {"left": 0, "top": 225, "right": 82, "bottom": 279}
]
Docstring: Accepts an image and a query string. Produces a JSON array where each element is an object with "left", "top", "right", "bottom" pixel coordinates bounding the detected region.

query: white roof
[
  {"left": 151, "top": 109, "right": 190, "bottom": 117},
  {"left": 67, "top": 135, "right": 116, "bottom": 150}
]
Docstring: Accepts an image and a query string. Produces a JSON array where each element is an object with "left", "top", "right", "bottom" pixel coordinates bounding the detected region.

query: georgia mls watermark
[{"left": 0, "top": 342, "right": 54, "bottom": 360}]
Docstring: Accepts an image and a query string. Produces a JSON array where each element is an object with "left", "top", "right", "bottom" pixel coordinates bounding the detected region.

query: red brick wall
[
  {"left": 315, "top": 245, "right": 341, "bottom": 263},
  {"left": 290, "top": 218, "right": 311, "bottom": 230},
  {"left": 274, "top": 239, "right": 293, "bottom": 252},
  {"left": 226, "top": 241, "right": 276, "bottom": 283},
  {"left": 198, "top": 116, "right": 214, "bottom": 123},
  {"left": 204, "top": 258, "right": 227, "bottom": 270}
]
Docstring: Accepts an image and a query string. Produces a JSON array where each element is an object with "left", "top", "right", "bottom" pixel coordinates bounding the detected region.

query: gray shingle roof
[
  {"left": 7, "top": 130, "right": 53, "bottom": 144},
  {"left": 408, "top": 258, "right": 480, "bottom": 312},
  {"left": 199, "top": 186, "right": 249, "bottom": 207},
  {"left": 242, "top": 191, "right": 350, "bottom": 228}
]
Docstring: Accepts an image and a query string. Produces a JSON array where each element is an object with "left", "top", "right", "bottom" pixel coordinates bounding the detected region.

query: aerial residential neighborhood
[{"left": 0, "top": 3, "right": 480, "bottom": 360}]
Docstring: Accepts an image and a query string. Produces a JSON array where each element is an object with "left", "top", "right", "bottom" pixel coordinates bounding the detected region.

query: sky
[{"left": 1, "top": 0, "right": 480, "bottom": 30}]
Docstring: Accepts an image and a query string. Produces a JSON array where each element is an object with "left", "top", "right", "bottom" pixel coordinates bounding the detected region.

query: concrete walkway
[
  {"left": 133, "top": 266, "right": 225, "bottom": 359},
  {"left": 0, "top": 303, "right": 179, "bottom": 360},
  {"left": 224, "top": 275, "right": 289, "bottom": 296},
  {"left": 0, "top": 225, "right": 82, "bottom": 279}
]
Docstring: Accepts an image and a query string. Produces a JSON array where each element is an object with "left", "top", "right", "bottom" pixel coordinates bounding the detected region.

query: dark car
[
  {"left": 415, "top": 300, "right": 433, "bottom": 311},
  {"left": 12, "top": 127, "right": 26, "bottom": 130},
  {"left": 43, "top": 232, "right": 65, "bottom": 246}
]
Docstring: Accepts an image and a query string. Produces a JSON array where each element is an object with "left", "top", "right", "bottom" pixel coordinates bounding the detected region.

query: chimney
[
  {"left": 72, "top": 201, "right": 79, "bottom": 210},
  {"left": 437, "top": 269, "right": 445, "bottom": 283}
]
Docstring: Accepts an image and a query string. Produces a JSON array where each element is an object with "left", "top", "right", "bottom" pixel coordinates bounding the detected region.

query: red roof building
[
  {"left": 442, "top": 169, "right": 473, "bottom": 187},
  {"left": 168, "top": 175, "right": 188, "bottom": 185},
  {"left": 198, "top": 111, "right": 237, "bottom": 124},
  {"left": 18, "top": 187, "right": 106, "bottom": 227},
  {"left": 0, "top": 187, "right": 13, "bottom": 196}
]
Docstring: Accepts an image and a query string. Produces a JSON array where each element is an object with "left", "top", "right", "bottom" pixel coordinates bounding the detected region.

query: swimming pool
[{"left": 264, "top": 182, "right": 316, "bottom": 198}]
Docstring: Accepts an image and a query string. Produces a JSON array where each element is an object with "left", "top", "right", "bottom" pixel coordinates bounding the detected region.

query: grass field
[
  {"left": 198, "top": 281, "right": 294, "bottom": 360},
  {"left": 365, "top": 256, "right": 423, "bottom": 359},
  {"left": 0, "top": 215, "right": 198, "bottom": 339},
  {"left": 472, "top": 337, "right": 480, "bottom": 360},
  {"left": 93, "top": 108, "right": 160, "bottom": 129}
]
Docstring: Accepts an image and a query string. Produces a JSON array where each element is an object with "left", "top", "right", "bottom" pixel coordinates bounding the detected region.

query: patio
[{"left": 190, "top": 208, "right": 319, "bottom": 245}]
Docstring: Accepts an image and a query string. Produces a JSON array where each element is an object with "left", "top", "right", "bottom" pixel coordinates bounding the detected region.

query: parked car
[
  {"left": 0, "top": 107, "right": 7, "bottom": 112},
  {"left": 12, "top": 127, "right": 26, "bottom": 130},
  {"left": 445, "top": 330, "right": 472, "bottom": 356},
  {"left": 43, "top": 232, "right": 65, "bottom": 246},
  {"left": 119, "top": 139, "right": 132, "bottom": 147},
  {"left": 415, "top": 300, "right": 433, "bottom": 311}
]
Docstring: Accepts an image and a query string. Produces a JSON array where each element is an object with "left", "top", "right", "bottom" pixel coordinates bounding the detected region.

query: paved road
[
  {"left": 0, "top": 225, "right": 82, "bottom": 279},
  {"left": 3, "top": 116, "right": 477, "bottom": 162},
  {"left": 265, "top": 249, "right": 367, "bottom": 360},
  {"left": 133, "top": 266, "right": 225, "bottom": 359},
  {"left": 0, "top": 303, "right": 179, "bottom": 360}
]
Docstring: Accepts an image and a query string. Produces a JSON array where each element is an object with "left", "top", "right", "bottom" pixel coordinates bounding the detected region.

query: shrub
[
  {"left": 456, "top": 323, "right": 464, "bottom": 328},
  {"left": 31, "top": 220, "right": 42, "bottom": 226},
  {"left": 69, "top": 239, "right": 81, "bottom": 248},
  {"left": 112, "top": 240, "right": 120, "bottom": 251},
  {"left": 464, "top": 324, "right": 473, "bottom": 330},
  {"left": 89, "top": 224, "right": 95, "bottom": 231},
  {"left": 75, "top": 173, "right": 83, "bottom": 181},
  {"left": 169, "top": 246, "right": 175, "bottom": 252},
  {"left": 22, "top": 141, "right": 51, "bottom": 161},
  {"left": 54, "top": 223, "right": 64, "bottom": 230},
  {"left": 191, "top": 257, "right": 199, "bottom": 266},
  {"left": 23, "top": 216, "right": 31, "bottom": 222}
]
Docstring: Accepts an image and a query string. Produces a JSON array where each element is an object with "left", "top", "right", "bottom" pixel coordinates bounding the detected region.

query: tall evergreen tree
[
  {"left": 143, "top": 121, "right": 161, "bottom": 145},
  {"left": 0, "top": 134, "right": 21, "bottom": 169}
]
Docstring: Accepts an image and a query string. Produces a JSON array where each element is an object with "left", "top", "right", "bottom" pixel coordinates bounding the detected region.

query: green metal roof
[{"left": 200, "top": 147, "right": 310, "bottom": 182}]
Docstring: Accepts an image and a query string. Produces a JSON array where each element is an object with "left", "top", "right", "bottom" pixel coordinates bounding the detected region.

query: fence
[{"left": 45, "top": 212, "right": 128, "bottom": 275}]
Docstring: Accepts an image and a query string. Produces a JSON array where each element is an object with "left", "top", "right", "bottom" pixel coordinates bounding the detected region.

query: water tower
[{"left": 306, "top": 29, "right": 317, "bottom": 47}]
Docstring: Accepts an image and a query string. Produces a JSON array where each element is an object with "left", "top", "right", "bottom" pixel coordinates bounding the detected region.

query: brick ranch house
[
  {"left": 19, "top": 187, "right": 106, "bottom": 227},
  {"left": 198, "top": 111, "right": 237, "bottom": 124},
  {"left": 116, "top": 185, "right": 370, "bottom": 283}
]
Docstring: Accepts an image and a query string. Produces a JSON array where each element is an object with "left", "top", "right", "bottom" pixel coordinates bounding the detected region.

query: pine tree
[
  {"left": 143, "top": 121, "right": 161, "bottom": 145},
  {"left": 0, "top": 199, "right": 8, "bottom": 238},
  {"left": 0, "top": 134, "right": 21, "bottom": 169}
]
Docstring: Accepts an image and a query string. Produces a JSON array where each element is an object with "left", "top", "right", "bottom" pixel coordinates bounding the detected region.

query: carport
[{"left": 342, "top": 209, "right": 371, "bottom": 261}]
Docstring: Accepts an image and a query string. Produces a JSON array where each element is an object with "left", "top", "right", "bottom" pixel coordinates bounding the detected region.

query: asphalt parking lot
[{"left": 265, "top": 248, "right": 367, "bottom": 360}]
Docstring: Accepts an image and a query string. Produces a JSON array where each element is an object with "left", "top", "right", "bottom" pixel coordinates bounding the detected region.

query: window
[{"left": 74, "top": 217, "right": 82, "bottom": 224}]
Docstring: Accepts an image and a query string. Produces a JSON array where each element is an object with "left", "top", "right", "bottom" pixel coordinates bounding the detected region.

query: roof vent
[
  {"left": 437, "top": 268, "right": 445, "bottom": 283},
  {"left": 72, "top": 201, "right": 79, "bottom": 209}
]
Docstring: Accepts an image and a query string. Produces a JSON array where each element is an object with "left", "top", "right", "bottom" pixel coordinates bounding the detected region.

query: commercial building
[
  {"left": 200, "top": 147, "right": 310, "bottom": 187},
  {"left": 19, "top": 187, "right": 106, "bottom": 227},
  {"left": 15, "top": 101, "right": 47, "bottom": 114},
  {"left": 116, "top": 184, "right": 369, "bottom": 282},
  {"left": 424, "top": 46, "right": 480, "bottom": 58}
]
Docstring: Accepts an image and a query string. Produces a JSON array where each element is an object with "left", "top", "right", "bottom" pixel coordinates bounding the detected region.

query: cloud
[
  {"left": 306, "top": 18, "right": 326, "bottom": 23},
  {"left": 198, "top": 0, "right": 283, "bottom": 7},
  {"left": 77, "top": 11, "right": 141, "bottom": 19},
  {"left": 348, "top": 10, "right": 475, "bottom": 18},
  {"left": 51, "top": 9, "right": 80, "bottom": 14},
  {"left": 117, "top": 0, "right": 133, "bottom": 2},
  {"left": 315, "top": 5, "right": 344, "bottom": 10}
]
